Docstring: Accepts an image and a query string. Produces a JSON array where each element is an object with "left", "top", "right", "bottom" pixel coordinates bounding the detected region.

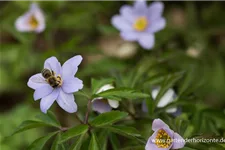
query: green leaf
[
  {"left": 91, "top": 78, "right": 114, "bottom": 95},
  {"left": 90, "top": 111, "right": 128, "bottom": 127},
  {"left": 60, "top": 124, "right": 89, "bottom": 143},
  {"left": 101, "top": 125, "right": 141, "bottom": 137},
  {"left": 101, "top": 125, "right": 145, "bottom": 144},
  {"left": 11, "top": 120, "right": 51, "bottom": 136},
  {"left": 69, "top": 133, "right": 86, "bottom": 150},
  {"left": 109, "top": 133, "right": 120, "bottom": 150},
  {"left": 51, "top": 133, "right": 65, "bottom": 150},
  {"left": 27, "top": 131, "right": 58, "bottom": 150},
  {"left": 98, "top": 130, "right": 109, "bottom": 150},
  {"left": 88, "top": 132, "right": 100, "bottom": 150},
  {"left": 94, "top": 88, "right": 149, "bottom": 101},
  {"left": 35, "top": 111, "right": 61, "bottom": 128}
]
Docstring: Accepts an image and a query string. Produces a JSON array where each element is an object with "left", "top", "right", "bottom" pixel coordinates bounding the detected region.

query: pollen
[
  {"left": 29, "top": 15, "right": 38, "bottom": 29},
  {"left": 133, "top": 16, "right": 148, "bottom": 32},
  {"left": 155, "top": 129, "right": 172, "bottom": 148}
]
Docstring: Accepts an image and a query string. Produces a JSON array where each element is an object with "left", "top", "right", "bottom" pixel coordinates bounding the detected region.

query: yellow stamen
[
  {"left": 29, "top": 15, "right": 38, "bottom": 29},
  {"left": 155, "top": 129, "right": 172, "bottom": 148},
  {"left": 133, "top": 16, "right": 148, "bottom": 31}
]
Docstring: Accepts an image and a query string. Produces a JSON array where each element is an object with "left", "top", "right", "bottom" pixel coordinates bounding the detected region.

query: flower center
[
  {"left": 29, "top": 15, "right": 38, "bottom": 29},
  {"left": 155, "top": 129, "right": 172, "bottom": 148},
  {"left": 133, "top": 16, "right": 148, "bottom": 31}
]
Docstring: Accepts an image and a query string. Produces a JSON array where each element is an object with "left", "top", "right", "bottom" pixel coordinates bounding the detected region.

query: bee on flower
[
  {"left": 111, "top": 0, "right": 166, "bottom": 50},
  {"left": 15, "top": 3, "right": 45, "bottom": 33},
  {"left": 27, "top": 56, "right": 83, "bottom": 113}
]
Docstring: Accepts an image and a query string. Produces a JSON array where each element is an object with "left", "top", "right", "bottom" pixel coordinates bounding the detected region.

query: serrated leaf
[
  {"left": 90, "top": 111, "right": 128, "bottom": 127},
  {"left": 91, "top": 78, "right": 114, "bottom": 94},
  {"left": 69, "top": 133, "right": 86, "bottom": 150},
  {"left": 27, "top": 131, "right": 58, "bottom": 150},
  {"left": 94, "top": 88, "right": 149, "bottom": 101},
  {"left": 60, "top": 124, "right": 89, "bottom": 143},
  {"left": 35, "top": 111, "right": 61, "bottom": 128},
  {"left": 88, "top": 132, "right": 100, "bottom": 150},
  {"left": 12, "top": 120, "right": 51, "bottom": 136}
]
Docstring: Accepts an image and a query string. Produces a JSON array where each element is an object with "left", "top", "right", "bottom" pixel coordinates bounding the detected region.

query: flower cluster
[{"left": 22, "top": 1, "right": 186, "bottom": 150}]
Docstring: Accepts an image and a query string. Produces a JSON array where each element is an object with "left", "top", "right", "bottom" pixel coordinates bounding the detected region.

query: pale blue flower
[
  {"left": 92, "top": 84, "right": 119, "bottom": 113},
  {"left": 142, "top": 87, "right": 179, "bottom": 115},
  {"left": 15, "top": 3, "right": 45, "bottom": 33},
  {"left": 27, "top": 56, "right": 83, "bottom": 113},
  {"left": 111, "top": 0, "right": 165, "bottom": 49},
  {"left": 146, "top": 119, "right": 185, "bottom": 150}
]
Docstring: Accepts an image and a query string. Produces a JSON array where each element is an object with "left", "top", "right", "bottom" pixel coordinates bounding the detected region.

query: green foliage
[
  {"left": 89, "top": 111, "right": 128, "bottom": 127},
  {"left": 11, "top": 120, "right": 52, "bottom": 136},
  {"left": 88, "top": 132, "right": 100, "bottom": 150},
  {"left": 27, "top": 132, "right": 58, "bottom": 150},
  {"left": 60, "top": 125, "right": 89, "bottom": 143},
  {"left": 93, "top": 88, "right": 150, "bottom": 101}
]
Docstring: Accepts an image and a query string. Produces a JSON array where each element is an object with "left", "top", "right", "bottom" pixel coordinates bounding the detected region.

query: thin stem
[
  {"left": 75, "top": 113, "right": 84, "bottom": 124},
  {"left": 121, "top": 102, "right": 136, "bottom": 120},
  {"left": 60, "top": 127, "right": 68, "bottom": 132},
  {"left": 84, "top": 99, "right": 92, "bottom": 124}
]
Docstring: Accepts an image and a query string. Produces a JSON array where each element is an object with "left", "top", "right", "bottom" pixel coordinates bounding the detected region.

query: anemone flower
[
  {"left": 92, "top": 84, "right": 119, "bottom": 113},
  {"left": 27, "top": 56, "right": 83, "bottom": 113},
  {"left": 111, "top": 0, "right": 165, "bottom": 49},
  {"left": 15, "top": 3, "right": 45, "bottom": 33},
  {"left": 146, "top": 118, "right": 185, "bottom": 150}
]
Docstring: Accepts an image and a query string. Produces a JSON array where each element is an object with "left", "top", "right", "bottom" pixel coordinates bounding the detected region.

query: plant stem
[
  {"left": 75, "top": 113, "right": 84, "bottom": 124},
  {"left": 84, "top": 99, "right": 92, "bottom": 124},
  {"left": 121, "top": 102, "right": 136, "bottom": 120}
]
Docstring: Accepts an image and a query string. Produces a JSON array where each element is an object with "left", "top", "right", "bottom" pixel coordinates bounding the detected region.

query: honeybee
[{"left": 41, "top": 69, "right": 62, "bottom": 88}]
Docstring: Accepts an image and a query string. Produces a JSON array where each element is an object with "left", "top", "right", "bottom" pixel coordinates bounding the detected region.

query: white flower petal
[
  {"left": 166, "top": 107, "right": 177, "bottom": 113},
  {"left": 62, "top": 55, "right": 82, "bottom": 79},
  {"left": 40, "top": 89, "right": 59, "bottom": 113},
  {"left": 155, "top": 88, "right": 176, "bottom": 108},
  {"left": 44, "top": 56, "right": 61, "bottom": 75},
  {"left": 111, "top": 15, "right": 133, "bottom": 32},
  {"left": 62, "top": 77, "right": 83, "bottom": 93},
  {"left": 15, "top": 13, "right": 33, "bottom": 32},
  {"left": 152, "top": 118, "right": 170, "bottom": 131},
  {"left": 33, "top": 84, "right": 53, "bottom": 100},
  {"left": 138, "top": 33, "right": 155, "bottom": 50},
  {"left": 133, "top": 0, "right": 148, "bottom": 16},
  {"left": 27, "top": 73, "right": 48, "bottom": 90},
  {"left": 120, "top": 31, "right": 139, "bottom": 41},
  {"left": 56, "top": 90, "right": 77, "bottom": 113},
  {"left": 172, "top": 132, "right": 186, "bottom": 149},
  {"left": 92, "top": 99, "right": 112, "bottom": 113},
  {"left": 96, "top": 84, "right": 114, "bottom": 94},
  {"left": 148, "top": 2, "right": 164, "bottom": 22},
  {"left": 108, "top": 99, "right": 119, "bottom": 108},
  {"left": 147, "top": 18, "right": 166, "bottom": 33},
  {"left": 120, "top": 5, "right": 135, "bottom": 23}
]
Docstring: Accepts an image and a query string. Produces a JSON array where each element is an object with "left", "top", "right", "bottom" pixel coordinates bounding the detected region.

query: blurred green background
[{"left": 0, "top": 1, "right": 225, "bottom": 149}]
